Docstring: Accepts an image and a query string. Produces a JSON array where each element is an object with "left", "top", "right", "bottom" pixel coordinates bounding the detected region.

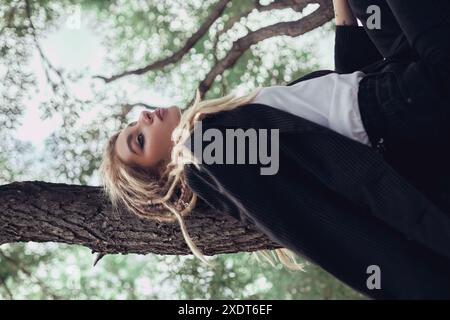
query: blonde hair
[{"left": 99, "top": 87, "right": 305, "bottom": 271}]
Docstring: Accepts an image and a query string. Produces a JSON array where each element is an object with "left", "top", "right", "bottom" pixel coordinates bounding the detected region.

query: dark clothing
[
  {"left": 346, "top": 0, "right": 450, "bottom": 209},
  {"left": 289, "top": 0, "right": 450, "bottom": 217},
  {"left": 184, "top": 104, "right": 450, "bottom": 299},
  {"left": 183, "top": 0, "right": 450, "bottom": 299}
]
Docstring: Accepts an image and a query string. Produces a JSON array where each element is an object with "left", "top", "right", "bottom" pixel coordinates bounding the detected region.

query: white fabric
[{"left": 252, "top": 71, "right": 371, "bottom": 146}]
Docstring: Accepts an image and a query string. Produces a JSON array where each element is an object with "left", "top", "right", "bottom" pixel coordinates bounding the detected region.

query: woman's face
[{"left": 115, "top": 105, "right": 181, "bottom": 170}]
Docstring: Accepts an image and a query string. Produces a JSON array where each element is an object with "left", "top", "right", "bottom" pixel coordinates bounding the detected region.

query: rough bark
[{"left": 0, "top": 181, "right": 282, "bottom": 256}]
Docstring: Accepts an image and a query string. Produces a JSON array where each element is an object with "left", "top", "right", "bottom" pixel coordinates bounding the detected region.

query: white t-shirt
[{"left": 252, "top": 71, "right": 371, "bottom": 146}]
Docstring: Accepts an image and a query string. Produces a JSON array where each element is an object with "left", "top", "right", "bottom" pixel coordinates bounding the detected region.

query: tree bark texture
[{"left": 0, "top": 181, "right": 282, "bottom": 256}]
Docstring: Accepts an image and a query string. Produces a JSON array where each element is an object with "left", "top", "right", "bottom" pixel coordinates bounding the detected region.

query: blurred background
[{"left": 0, "top": 0, "right": 366, "bottom": 299}]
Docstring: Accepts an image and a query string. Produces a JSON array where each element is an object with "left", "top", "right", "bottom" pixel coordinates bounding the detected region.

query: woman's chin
[{"left": 168, "top": 105, "right": 181, "bottom": 122}]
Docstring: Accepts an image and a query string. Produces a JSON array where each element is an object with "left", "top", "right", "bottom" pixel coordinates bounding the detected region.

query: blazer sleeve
[
  {"left": 183, "top": 164, "right": 245, "bottom": 222},
  {"left": 183, "top": 131, "right": 450, "bottom": 299},
  {"left": 291, "top": 130, "right": 450, "bottom": 261},
  {"left": 334, "top": 25, "right": 383, "bottom": 73}
]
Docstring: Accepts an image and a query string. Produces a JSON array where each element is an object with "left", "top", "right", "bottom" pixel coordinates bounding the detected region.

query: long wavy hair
[{"left": 99, "top": 87, "right": 305, "bottom": 271}]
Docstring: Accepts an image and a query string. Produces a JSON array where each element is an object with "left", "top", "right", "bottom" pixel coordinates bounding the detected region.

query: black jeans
[
  {"left": 351, "top": 0, "right": 450, "bottom": 206},
  {"left": 349, "top": 0, "right": 450, "bottom": 132},
  {"left": 349, "top": 0, "right": 450, "bottom": 67},
  {"left": 349, "top": 0, "right": 411, "bottom": 58}
]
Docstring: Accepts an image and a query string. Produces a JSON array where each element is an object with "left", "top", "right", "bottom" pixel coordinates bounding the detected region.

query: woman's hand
[{"left": 332, "top": 0, "right": 358, "bottom": 26}]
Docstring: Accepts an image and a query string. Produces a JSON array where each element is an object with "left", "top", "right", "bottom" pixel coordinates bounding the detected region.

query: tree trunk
[{"left": 0, "top": 181, "right": 282, "bottom": 256}]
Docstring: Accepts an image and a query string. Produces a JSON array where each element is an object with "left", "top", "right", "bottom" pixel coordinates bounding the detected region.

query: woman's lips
[{"left": 155, "top": 108, "right": 165, "bottom": 121}]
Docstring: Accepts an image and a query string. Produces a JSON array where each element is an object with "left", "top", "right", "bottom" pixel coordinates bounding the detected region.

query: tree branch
[
  {"left": 0, "top": 276, "right": 14, "bottom": 300},
  {"left": 96, "top": 0, "right": 326, "bottom": 84},
  {"left": 0, "top": 181, "right": 282, "bottom": 257},
  {"left": 0, "top": 249, "right": 61, "bottom": 299},
  {"left": 94, "top": 0, "right": 231, "bottom": 83},
  {"left": 212, "top": 0, "right": 312, "bottom": 70},
  {"left": 213, "top": 0, "right": 309, "bottom": 42},
  {"left": 24, "top": 0, "right": 70, "bottom": 97},
  {"left": 197, "top": 1, "right": 334, "bottom": 99}
]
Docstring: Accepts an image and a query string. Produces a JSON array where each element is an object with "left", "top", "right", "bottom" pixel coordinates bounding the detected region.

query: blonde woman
[{"left": 100, "top": 0, "right": 450, "bottom": 299}]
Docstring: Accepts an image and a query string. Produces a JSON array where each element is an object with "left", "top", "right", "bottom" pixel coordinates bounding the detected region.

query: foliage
[{"left": 0, "top": 0, "right": 365, "bottom": 300}]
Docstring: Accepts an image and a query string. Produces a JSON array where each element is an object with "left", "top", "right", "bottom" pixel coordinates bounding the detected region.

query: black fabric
[
  {"left": 348, "top": 0, "right": 411, "bottom": 58},
  {"left": 384, "top": 0, "right": 450, "bottom": 95},
  {"left": 346, "top": 0, "right": 450, "bottom": 214},
  {"left": 183, "top": 104, "right": 450, "bottom": 299},
  {"left": 342, "top": 0, "right": 450, "bottom": 131},
  {"left": 182, "top": 1, "right": 450, "bottom": 299},
  {"left": 358, "top": 71, "right": 450, "bottom": 212},
  {"left": 334, "top": 25, "right": 383, "bottom": 73},
  {"left": 293, "top": 0, "right": 450, "bottom": 227},
  {"left": 335, "top": 0, "right": 450, "bottom": 137}
]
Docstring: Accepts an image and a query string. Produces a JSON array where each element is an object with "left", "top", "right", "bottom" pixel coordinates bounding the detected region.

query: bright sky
[
  {"left": 16, "top": 26, "right": 103, "bottom": 145},
  {"left": 14, "top": 9, "right": 179, "bottom": 147}
]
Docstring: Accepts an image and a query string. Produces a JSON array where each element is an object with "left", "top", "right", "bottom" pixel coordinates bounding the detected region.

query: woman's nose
[{"left": 139, "top": 110, "right": 153, "bottom": 124}]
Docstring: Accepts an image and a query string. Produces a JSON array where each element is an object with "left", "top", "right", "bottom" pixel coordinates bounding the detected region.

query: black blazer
[
  {"left": 184, "top": 103, "right": 450, "bottom": 299},
  {"left": 183, "top": 26, "right": 450, "bottom": 299}
]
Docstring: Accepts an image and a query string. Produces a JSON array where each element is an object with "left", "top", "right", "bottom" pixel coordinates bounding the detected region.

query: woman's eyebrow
[{"left": 128, "top": 121, "right": 137, "bottom": 127}]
